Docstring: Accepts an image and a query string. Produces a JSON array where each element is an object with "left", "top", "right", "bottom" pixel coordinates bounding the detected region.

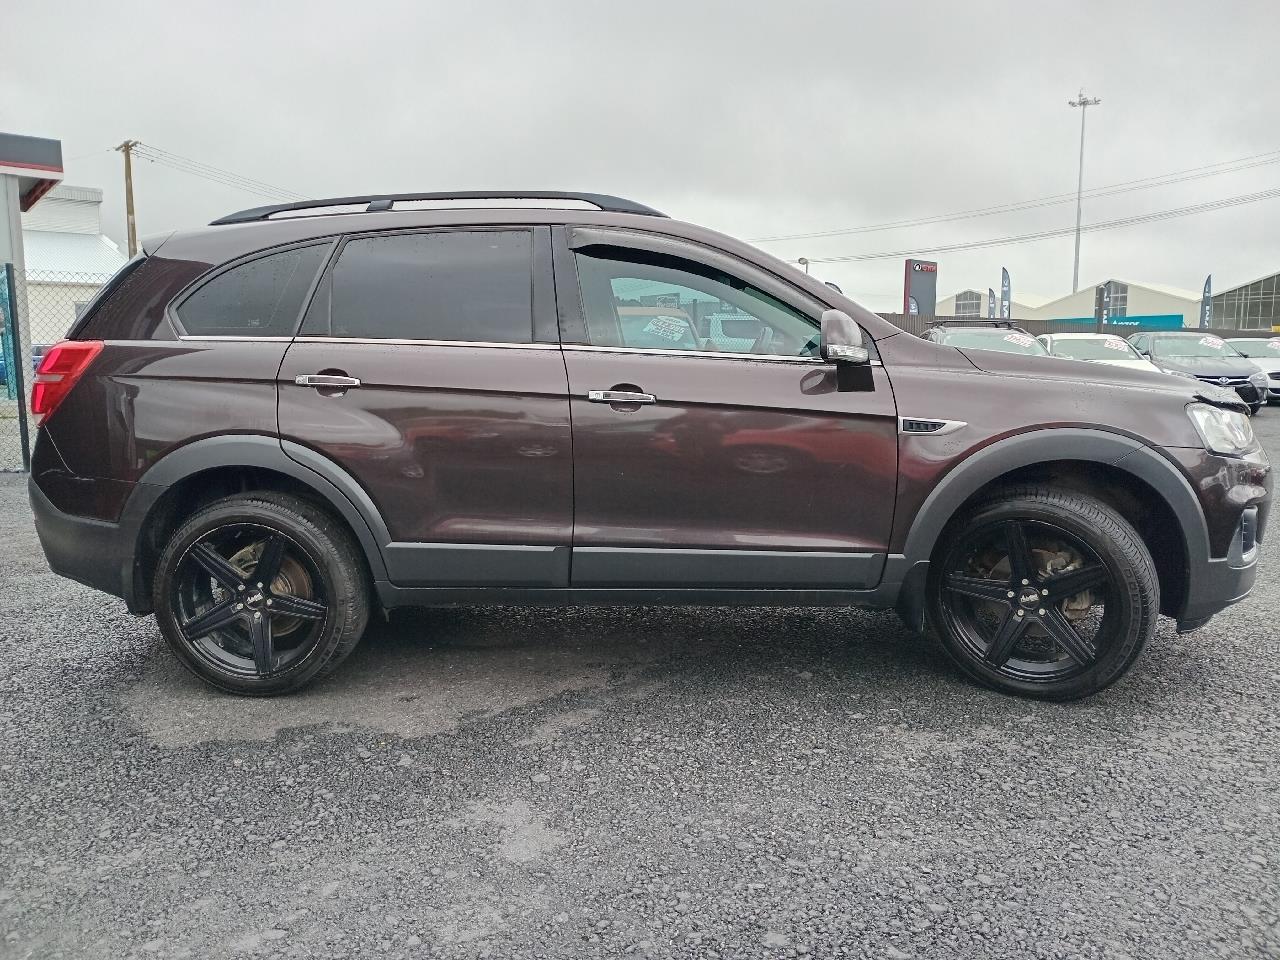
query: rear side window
[
  {"left": 174, "top": 244, "right": 328, "bottom": 337},
  {"left": 301, "top": 230, "right": 532, "bottom": 342}
]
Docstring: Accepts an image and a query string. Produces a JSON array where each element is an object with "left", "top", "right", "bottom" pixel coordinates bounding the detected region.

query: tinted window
[
  {"left": 175, "top": 244, "right": 327, "bottom": 337},
  {"left": 305, "top": 230, "right": 532, "bottom": 342},
  {"left": 573, "top": 247, "right": 819, "bottom": 356}
]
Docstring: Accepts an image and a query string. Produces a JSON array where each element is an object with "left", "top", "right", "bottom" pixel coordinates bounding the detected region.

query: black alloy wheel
[
  {"left": 172, "top": 524, "right": 328, "bottom": 678},
  {"left": 154, "top": 492, "right": 369, "bottom": 695},
  {"left": 928, "top": 488, "right": 1159, "bottom": 700}
]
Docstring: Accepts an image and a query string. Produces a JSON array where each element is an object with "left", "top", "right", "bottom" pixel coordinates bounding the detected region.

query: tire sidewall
[
  {"left": 154, "top": 497, "right": 364, "bottom": 696},
  {"left": 927, "top": 495, "right": 1156, "bottom": 701}
]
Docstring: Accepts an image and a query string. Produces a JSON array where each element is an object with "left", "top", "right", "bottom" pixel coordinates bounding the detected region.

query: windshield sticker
[
  {"left": 1003, "top": 333, "right": 1036, "bottom": 347},
  {"left": 1199, "top": 336, "right": 1224, "bottom": 348},
  {"left": 1104, "top": 339, "right": 1128, "bottom": 350},
  {"left": 642, "top": 316, "right": 689, "bottom": 343}
]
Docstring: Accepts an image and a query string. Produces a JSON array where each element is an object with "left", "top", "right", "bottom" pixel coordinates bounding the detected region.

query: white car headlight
[
  {"left": 1249, "top": 371, "right": 1268, "bottom": 389},
  {"left": 1186, "top": 402, "right": 1258, "bottom": 456}
]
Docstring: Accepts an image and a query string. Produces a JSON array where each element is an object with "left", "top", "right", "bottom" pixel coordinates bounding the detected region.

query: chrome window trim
[
  {"left": 289, "top": 336, "right": 557, "bottom": 350},
  {"left": 177, "top": 335, "right": 296, "bottom": 342},
  {"left": 561, "top": 343, "right": 864, "bottom": 365}
]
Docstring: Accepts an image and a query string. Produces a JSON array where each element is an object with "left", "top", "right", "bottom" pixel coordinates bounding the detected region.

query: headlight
[
  {"left": 1250, "top": 371, "right": 1269, "bottom": 389},
  {"left": 1186, "top": 402, "right": 1258, "bottom": 456},
  {"left": 1160, "top": 367, "right": 1197, "bottom": 380}
]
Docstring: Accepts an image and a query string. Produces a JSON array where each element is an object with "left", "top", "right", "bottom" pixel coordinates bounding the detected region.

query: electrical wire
[
  {"left": 749, "top": 148, "right": 1280, "bottom": 243},
  {"left": 794, "top": 186, "right": 1280, "bottom": 264},
  {"left": 131, "top": 142, "right": 308, "bottom": 202}
]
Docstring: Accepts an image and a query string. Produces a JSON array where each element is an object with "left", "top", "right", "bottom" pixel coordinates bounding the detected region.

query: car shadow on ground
[{"left": 119, "top": 604, "right": 966, "bottom": 746}]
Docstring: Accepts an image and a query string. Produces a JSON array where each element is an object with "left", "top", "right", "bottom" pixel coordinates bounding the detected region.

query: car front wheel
[
  {"left": 927, "top": 487, "right": 1159, "bottom": 701},
  {"left": 153, "top": 492, "right": 369, "bottom": 696}
]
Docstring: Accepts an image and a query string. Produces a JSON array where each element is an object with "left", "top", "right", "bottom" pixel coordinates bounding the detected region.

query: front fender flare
[{"left": 888, "top": 428, "right": 1210, "bottom": 630}]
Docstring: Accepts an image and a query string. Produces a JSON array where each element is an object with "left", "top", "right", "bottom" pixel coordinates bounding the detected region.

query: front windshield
[
  {"left": 1153, "top": 335, "right": 1242, "bottom": 359},
  {"left": 941, "top": 329, "right": 1048, "bottom": 356},
  {"left": 1050, "top": 338, "right": 1141, "bottom": 361},
  {"left": 1227, "top": 338, "right": 1280, "bottom": 359}
]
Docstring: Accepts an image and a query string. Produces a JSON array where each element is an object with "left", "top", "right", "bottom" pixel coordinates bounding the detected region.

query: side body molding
[{"left": 888, "top": 428, "right": 1210, "bottom": 630}]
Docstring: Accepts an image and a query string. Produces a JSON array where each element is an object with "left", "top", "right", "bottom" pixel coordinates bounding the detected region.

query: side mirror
[{"left": 821, "top": 310, "right": 869, "bottom": 365}]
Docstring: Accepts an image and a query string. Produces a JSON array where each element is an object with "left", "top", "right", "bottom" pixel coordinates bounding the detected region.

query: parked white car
[
  {"left": 1225, "top": 337, "right": 1280, "bottom": 405},
  {"left": 1036, "top": 333, "right": 1162, "bottom": 373}
]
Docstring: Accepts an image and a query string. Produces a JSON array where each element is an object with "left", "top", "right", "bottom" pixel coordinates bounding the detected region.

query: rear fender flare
[{"left": 126, "top": 435, "right": 390, "bottom": 581}]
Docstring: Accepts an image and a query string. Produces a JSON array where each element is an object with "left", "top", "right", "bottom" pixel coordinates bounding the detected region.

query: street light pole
[{"left": 1068, "top": 90, "right": 1101, "bottom": 294}]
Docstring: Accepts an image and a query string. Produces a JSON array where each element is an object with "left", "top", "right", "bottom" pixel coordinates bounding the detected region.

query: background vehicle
[
  {"left": 1225, "top": 338, "right": 1280, "bottom": 405},
  {"left": 1129, "top": 332, "right": 1268, "bottom": 414},
  {"left": 921, "top": 320, "right": 1049, "bottom": 357},
  {"left": 26, "top": 192, "right": 1271, "bottom": 702},
  {"left": 1037, "top": 333, "right": 1161, "bottom": 373}
]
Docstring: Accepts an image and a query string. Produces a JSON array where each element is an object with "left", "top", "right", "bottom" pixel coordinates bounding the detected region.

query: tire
[
  {"left": 153, "top": 492, "right": 370, "bottom": 696},
  {"left": 926, "top": 487, "right": 1158, "bottom": 701}
]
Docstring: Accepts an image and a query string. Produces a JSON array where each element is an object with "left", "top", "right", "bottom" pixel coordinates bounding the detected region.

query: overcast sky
[{"left": 5, "top": 0, "right": 1279, "bottom": 312}]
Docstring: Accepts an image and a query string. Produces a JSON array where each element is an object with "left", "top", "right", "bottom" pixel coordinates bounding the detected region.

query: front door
[
  {"left": 555, "top": 228, "right": 898, "bottom": 589},
  {"left": 278, "top": 226, "right": 572, "bottom": 587}
]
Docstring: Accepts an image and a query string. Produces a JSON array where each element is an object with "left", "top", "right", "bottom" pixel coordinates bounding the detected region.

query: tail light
[{"left": 31, "top": 340, "right": 104, "bottom": 425}]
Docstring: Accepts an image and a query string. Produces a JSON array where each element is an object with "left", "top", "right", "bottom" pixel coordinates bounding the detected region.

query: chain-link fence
[{"left": 1, "top": 266, "right": 113, "bottom": 471}]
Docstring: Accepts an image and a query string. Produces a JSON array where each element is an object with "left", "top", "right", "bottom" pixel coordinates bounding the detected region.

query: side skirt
[{"left": 374, "top": 581, "right": 907, "bottom": 610}]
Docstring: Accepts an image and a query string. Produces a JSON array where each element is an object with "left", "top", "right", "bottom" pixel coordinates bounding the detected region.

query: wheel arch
[
  {"left": 121, "top": 436, "right": 390, "bottom": 613},
  {"left": 892, "top": 428, "right": 1209, "bottom": 630}
]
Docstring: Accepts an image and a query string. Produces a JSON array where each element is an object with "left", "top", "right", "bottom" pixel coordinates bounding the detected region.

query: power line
[
  {"left": 748, "top": 148, "right": 1280, "bottom": 243},
  {"left": 130, "top": 142, "right": 308, "bottom": 202},
  {"left": 796, "top": 185, "right": 1280, "bottom": 264}
]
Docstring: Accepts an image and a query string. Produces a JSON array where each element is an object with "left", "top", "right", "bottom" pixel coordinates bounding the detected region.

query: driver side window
[{"left": 573, "top": 246, "right": 820, "bottom": 357}]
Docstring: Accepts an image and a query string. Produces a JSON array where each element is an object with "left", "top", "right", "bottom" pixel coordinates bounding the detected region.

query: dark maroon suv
[{"left": 28, "top": 192, "right": 1271, "bottom": 699}]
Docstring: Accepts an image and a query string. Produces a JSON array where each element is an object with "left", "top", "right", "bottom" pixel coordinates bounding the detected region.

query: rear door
[
  {"left": 554, "top": 227, "right": 898, "bottom": 589},
  {"left": 278, "top": 226, "right": 572, "bottom": 587}
]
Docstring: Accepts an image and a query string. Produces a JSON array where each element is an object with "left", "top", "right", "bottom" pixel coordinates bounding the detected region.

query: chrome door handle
[
  {"left": 587, "top": 390, "right": 656, "bottom": 404},
  {"left": 295, "top": 374, "right": 361, "bottom": 388}
]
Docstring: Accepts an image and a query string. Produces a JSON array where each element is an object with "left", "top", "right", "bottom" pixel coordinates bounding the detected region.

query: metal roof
[{"left": 21, "top": 230, "right": 127, "bottom": 278}]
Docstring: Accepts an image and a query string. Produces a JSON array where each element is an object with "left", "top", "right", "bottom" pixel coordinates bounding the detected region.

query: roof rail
[
  {"left": 210, "top": 191, "right": 667, "bottom": 225},
  {"left": 928, "top": 319, "right": 1018, "bottom": 329}
]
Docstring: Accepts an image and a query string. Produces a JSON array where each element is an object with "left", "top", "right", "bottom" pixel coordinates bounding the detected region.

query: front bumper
[{"left": 1171, "top": 448, "right": 1270, "bottom": 631}]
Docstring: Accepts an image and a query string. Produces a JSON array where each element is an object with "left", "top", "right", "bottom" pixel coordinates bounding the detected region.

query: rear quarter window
[{"left": 173, "top": 244, "right": 329, "bottom": 338}]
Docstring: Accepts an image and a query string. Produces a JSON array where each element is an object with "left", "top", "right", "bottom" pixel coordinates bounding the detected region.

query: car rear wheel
[
  {"left": 153, "top": 492, "right": 369, "bottom": 696},
  {"left": 927, "top": 487, "right": 1158, "bottom": 701}
]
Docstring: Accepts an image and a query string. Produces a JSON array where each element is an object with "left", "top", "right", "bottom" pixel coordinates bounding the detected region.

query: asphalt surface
[{"left": 1, "top": 416, "right": 1278, "bottom": 960}]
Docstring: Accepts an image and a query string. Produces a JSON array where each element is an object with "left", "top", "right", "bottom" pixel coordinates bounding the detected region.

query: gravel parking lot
[{"left": 1, "top": 417, "right": 1277, "bottom": 960}]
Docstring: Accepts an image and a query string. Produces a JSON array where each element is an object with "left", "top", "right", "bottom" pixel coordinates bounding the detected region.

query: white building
[
  {"left": 20, "top": 185, "right": 127, "bottom": 342},
  {"left": 1027, "top": 280, "right": 1200, "bottom": 327},
  {"left": 938, "top": 280, "right": 1203, "bottom": 328},
  {"left": 936, "top": 289, "right": 1050, "bottom": 319}
]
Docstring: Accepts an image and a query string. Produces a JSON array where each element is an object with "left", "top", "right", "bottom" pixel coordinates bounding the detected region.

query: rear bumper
[{"left": 28, "top": 478, "right": 147, "bottom": 612}]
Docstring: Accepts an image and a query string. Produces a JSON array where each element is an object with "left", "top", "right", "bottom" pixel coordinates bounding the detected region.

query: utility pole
[
  {"left": 1068, "top": 91, "right": 1101, "bottom": 293},
  {"left": 115, "top": 140, "right": 140, "bottom": 256}
]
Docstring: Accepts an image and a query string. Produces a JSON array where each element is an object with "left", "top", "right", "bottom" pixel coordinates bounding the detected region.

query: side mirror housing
[
  {"left": 821, "top": 310, "right": 869, "bottom": 365},
  {"left": 820, "top": 310, "right": 873, "bottom": 392}
]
